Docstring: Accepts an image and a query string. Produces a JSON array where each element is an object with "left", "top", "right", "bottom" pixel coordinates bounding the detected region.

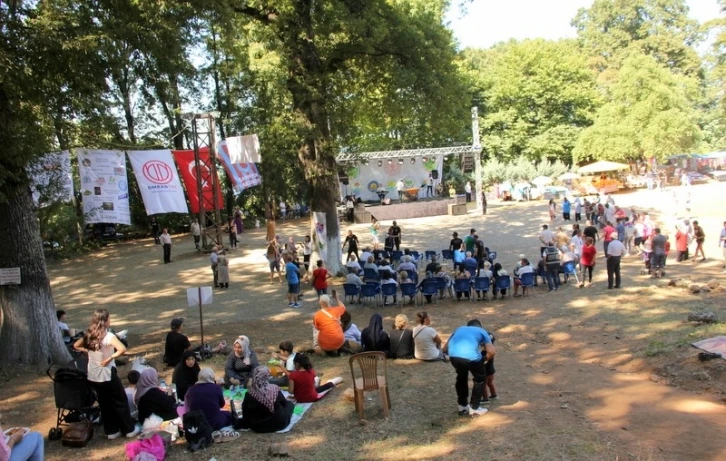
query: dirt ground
[{"left": 2, "top": 182, "right": 726, "bottom": 460}]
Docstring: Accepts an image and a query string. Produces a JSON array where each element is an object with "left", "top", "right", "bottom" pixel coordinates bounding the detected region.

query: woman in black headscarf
[
  {"left": 361, "top": 313, "right": 390, "bottom": 354},
  {"left": 172, "top": 350, "right": 200, "bottom": 401}
]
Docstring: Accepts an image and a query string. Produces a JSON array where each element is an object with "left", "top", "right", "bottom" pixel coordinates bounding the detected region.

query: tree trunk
[{"left": 0, "top": 183, "right": 71, "bottom": 365}]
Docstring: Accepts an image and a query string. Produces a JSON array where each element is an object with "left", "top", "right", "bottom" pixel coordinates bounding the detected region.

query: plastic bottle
[{"left": 159, "top": 379, "right": 167, "bottom": 392}]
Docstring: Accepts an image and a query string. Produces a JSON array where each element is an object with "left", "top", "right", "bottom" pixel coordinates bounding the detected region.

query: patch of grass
[{"left": 644, "top": 340, "right": 669, "bottom": 357}]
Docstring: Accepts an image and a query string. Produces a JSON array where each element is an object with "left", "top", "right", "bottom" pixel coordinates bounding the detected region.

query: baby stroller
[{"left": 46, "top": 355, "right": 99, "bottom": 440}]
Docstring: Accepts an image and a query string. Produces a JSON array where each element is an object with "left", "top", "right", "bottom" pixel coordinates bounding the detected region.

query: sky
[{"left": 446, "top": 0, "right": 723, "bottom": 50}]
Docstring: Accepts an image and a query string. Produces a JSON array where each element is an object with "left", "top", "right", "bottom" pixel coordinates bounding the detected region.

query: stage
[{"left": 356, "top": 195, "right": 466, "bottom": 222}]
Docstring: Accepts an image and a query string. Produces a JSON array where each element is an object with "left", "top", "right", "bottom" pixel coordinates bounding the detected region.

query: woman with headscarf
[
  {"left": 172, "top": 350, "right": 200, "bottom": 401},
  {"left": 224, "top": 336, "right": 259, "bottom": 387},
  {"left": 361, "top": 313, "right": 390, "bottom": 354},
  {"left": 238, "top": 367, "right": 294, "bottom": 433},
  {"left": 135, "top": 368, "right": 178, "bottom": 423},
  {"left": 184, "top": 368, "right": 234, "bottom": 430}
]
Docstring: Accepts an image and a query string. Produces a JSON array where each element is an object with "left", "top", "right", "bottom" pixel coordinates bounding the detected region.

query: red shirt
[
  {"left": 289, "top": 369, "right": 320, "bottom": 403},
  {"left": 581, "top": 244, "right": 597, "bottom": 266},
  {"left": 312, "top": 268, "right": 328, "bottom": 290},
  {"left": 603, "top": 225, "right": 615, "bottom": 242}
]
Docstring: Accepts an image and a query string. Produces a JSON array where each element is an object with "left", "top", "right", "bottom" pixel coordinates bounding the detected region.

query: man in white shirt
[
  {"left": 539, "top": 224, "right": 554, "bottom": 256},
  {"left": 279, "top": 200, "right": 287, "bottom": 222},
  {"left": 190, "top": 218, "right": 201, "bottom": 250},
  {"left": 606, "top": 238, "right": 626, "bottom": 289},
  {"left": 570, "top": 229, "right": 584, "bottom": 260},
  {"left": 396, "top": 179, "right": 405, "bottom": 202},
  {"left": 359, "top": 248, "right": 373, "bottom": 266},
  {"left": 160, "top": 228, "right": 172, "bottom": 263},
  {"left": 210, "top": 246, "right": 219, "bottom": 287},
  {"left": 464, "top": 181, "right": 472, "bottom": 203},
  {"left": 513, "top": 258, "right": 534, "bottom": 297}
]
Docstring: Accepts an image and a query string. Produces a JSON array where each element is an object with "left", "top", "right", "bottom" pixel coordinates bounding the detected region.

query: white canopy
[{"left": 577, "top": 160, "right": 629, "bottom": 174}]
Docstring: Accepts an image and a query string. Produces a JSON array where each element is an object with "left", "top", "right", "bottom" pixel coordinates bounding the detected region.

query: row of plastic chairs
[
  {"left": 342, "top": 276, "right": 452, "bottom": 307},
  {"left": 362, "top": 268, "right": 418, "bottom": 284},
  {"left": 441, "top": 249, "right": 498, "bottom": 262},
  {"left": 451, "top": 272, "right": 536, "bottom": 301}
]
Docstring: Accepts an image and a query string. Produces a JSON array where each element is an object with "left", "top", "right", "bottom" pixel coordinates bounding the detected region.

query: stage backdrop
[
  {"left": 127, "top": 149, "right": 189, "bottom": 215},
  {"left": 339, "top": 156, "right": 443, "bottom": 202},
  {"left": 77, "top": 149, "right": 131, "bottom": 224}
]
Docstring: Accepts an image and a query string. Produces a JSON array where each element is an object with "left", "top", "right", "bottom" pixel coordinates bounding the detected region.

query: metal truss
[
  {"left": 191, "top": 114, "right": 224, "bottom": 250},
  {"left": 335, "top": 145, "right": 481, "bottom": 163}
]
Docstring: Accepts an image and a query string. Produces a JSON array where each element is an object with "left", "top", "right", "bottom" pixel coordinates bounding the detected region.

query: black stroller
[{"left": 46, "top": 354, "right": 99, "bottom": 440}]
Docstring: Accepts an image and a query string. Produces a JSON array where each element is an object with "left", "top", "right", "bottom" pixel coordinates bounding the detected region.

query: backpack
[
  {"left": 543, "top": 247, "right": 560, "bottom": 266},
  {"left": 182, "top": 410, "right": 214, "bottom": 452}
]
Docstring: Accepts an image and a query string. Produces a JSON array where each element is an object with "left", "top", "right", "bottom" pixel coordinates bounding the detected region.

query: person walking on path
[
  {"left": 389, "top": 221, "right": 402, "bottom": 251},
  {"left": 160, "top": 228, "right": 172, "bottom": 263},
  {"left": 190, "top": 218, "right": 201, "bottom": 250},
  {"left": 562, "top": 197, "right": 571, "bottom": 221},
  {"left": 442, "top": 319, "right": 495, "bottom": 417},
  {"left": 606, "top": 238, "right": 625, "bottom": 289},
  {"left": 692, "top": 220, "right": 705, "bottom": 262},
  {"left": 210, "top": 246, "right": 219, "bottom": 288},
  {"left": 548, "top": 199, "right": 556, "bottom": 222}
]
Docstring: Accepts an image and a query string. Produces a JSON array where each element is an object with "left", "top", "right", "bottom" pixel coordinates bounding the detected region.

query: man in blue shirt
[
  {"left": 462, "top": 251, "right": 478, "bottom": 277},
  {"left": 443, "top": 319, "right": 495, "bottom": 416},
  {"left": 285, "top": 255, "right": 301, "bottom": 308}
]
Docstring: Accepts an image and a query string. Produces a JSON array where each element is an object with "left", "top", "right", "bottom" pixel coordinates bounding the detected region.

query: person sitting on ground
[
  {"left": 340, "top": 311, "right": 363, "bottom": 354},
  {"left": 361, "top": 313, "right": 390, "bottom": 354},
  {"left": 492, "top": 263, "right": 508, "bottom": 299},
  {"left": 462, "top": 251, "right": 478, "bottom": 276},
  {"left": 397, "top": 255, "right": 417, "bottom": 274},
  {"left": 388, "top": 314, "right": 414, "bottom": 359},
  {"left": 172, "top": 350, "right": 200, "bottom": 402},
  {"left": 237, "top": 367, "right": 294, "bottom": 433},
  {"left": 280, "top": 354, "right": 343, "bottom": 403},
  {"left": 380, "top": 270, "right": 398, "bottom": 305},
  {"left": 125, "top": 370, "right": 141, "bottom": 421},
  {"left": 513, "top": 258, "right": 534, "bottom": 297},
  {"left": 425, "top": 255, "right": 441, "bottom": 274},
  {"left": 363, "top": 255, "right": 378, "bottom": 271},
  {"left": 475, "top": 261, "right": 493, "bottom": 300},
  {"left": 413, "top": 311, "right": 445, "bottom": 361},
  {"left": 164, "top": 318, "right": 191, "bottom": 367},
  {"left": 313, "top": 295, "right": 346, "bottom": 356},
  {"left": 184, "top": 368, "right": 234, "bottom": 431},
  {"left": 268, "top": 341, "right": 296, "bottom": 387},
  {"left": 312, "top": 260, "right": 331, "bottom": 297},
  {"left": 0, "top": 413, "right": 44, "bottom": 461},
  {"left": 135, "top": 368, "right": 178, "bottom": 424},
  {"left": 224, "top": 336, "right": 259, "bottom": 388}
]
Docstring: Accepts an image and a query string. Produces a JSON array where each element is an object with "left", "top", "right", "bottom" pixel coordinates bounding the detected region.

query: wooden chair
[{"left": 348, "top": 352, "right": 390, "bottom": 419}]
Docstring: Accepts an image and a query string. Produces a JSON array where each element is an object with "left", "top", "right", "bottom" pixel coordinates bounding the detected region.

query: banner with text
[
  {"left": 77, "top": 149, "right": 131, "bottom": 224},
  {"left": 31, "top": 150, "right": 74, "bottom": 207},
  {"left": 171, "top": 148, "right": 224, "bottom": 214},
  {"left": 339, "top": 156, "right": 444, "bottom": 202},
  {"left": 217, "top": 141, "right": 262, "bottom": 193},
  {"left": 127, "top": 149, "right": 189, "bottom": 215},
  {"left": 220, "top": 135, "right": 261, "bottom": 164}
]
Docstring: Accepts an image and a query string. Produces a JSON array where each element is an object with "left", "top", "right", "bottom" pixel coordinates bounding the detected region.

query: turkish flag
[{"left": 171, "top": 148, "right": 224, "bottom": 213}]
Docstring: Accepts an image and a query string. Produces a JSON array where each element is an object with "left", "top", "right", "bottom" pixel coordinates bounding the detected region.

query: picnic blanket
[
  {"left": 691, "top": 336, "right": 726, "bottom": 358},
  {"left": 221, "top": 389, "right": 329, "bottom": 433}
]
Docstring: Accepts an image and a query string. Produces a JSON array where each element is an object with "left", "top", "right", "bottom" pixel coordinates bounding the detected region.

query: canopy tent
[
  {"left": 532, "top": 176, "right": 552, "bottom": 186},
  {"left": 577, "top": 160, "right": 629, "bottom": 174},
  {"left": 558, "top": 172, "right": 581, "bottom": 181}
]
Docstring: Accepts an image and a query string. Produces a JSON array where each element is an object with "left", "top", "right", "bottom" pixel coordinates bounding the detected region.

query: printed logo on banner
[
  {"left": 142, "top": 160, "right": 174, "bottom": 185},
  {"left": 118, "top": 193, "right": 128, "bottom": 200},
  {"left": 118, "top": 180, "right": 128, "bottom": 192}
]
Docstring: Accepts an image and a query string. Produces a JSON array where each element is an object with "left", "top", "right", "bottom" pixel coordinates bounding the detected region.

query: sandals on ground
[{"left": 212, "top": 428, "right": 240, "bottom": 443}]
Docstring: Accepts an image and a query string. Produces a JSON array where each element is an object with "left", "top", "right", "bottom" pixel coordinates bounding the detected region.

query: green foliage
[
  {"left": 461, "top": 39, "right": 600, "bottom": 164},
  {"left": 573, "top": 52, "right": 701, "bottom": 163},
  {"left": 480, "top": 158, "right": 568, "bottom": 185}
]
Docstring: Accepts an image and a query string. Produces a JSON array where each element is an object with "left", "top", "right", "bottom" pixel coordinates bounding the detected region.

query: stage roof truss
[{"left": 336, "top": 145, "right": 481, "bottom": 163}]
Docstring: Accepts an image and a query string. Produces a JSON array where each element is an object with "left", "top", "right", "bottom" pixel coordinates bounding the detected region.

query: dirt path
[{"left": 2, "top": 183, "right": 725, "bottom": 460}]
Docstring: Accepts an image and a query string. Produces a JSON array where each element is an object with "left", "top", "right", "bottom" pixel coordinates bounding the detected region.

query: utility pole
[
  {"left": 192, "top": 112, "right": 224, "bottom": 249},
  {"left": 472, "top": 107, "right": 483, "bottom": 213}
]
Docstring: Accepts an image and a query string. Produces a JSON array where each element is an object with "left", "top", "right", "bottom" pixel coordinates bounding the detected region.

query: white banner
[
  {"left": 340, "top": 156, "right": 444, "bottom": 202},
  {"left": 31, "top": 150, "right": 74, "bottom": 207},
  {"left": 127, "top": 149, "right": 188, "bottom": 215},
  {"left": 78, "top": 149, "right": 131, "bottom": 225},
  {"left": 219, "top": 134, "right": 261, "bottom": 164}
]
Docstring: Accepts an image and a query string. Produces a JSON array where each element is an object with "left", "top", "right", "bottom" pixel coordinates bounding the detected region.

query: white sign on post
[
  {"left": 0, "top": 268, "right": 21, "bottom": 285},
  {"left": 187, "top": 287, "right": 213, "bottom": 307}
]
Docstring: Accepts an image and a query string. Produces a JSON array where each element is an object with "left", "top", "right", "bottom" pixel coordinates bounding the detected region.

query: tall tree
[{"left": 573, "top": 52, "right": 701, "bottom": 163}]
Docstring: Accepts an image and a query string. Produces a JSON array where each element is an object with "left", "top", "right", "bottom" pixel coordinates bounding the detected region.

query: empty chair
[
  {"left": 472, "top": 276, "right": 491, "bottom": 301},
  {"left": 409, "top": 251, "right": 423, "bottom": 264},
  {"left": 562, "top": 261, "right": 579, "bottom": 285},
  {"left": 360, "top": 283, "right": 380, "bottom": 306},
  {"left": 399, "top": 283, "right": 417, "bottom": 307},
  {"left": 453, "top": 278, "right": 472, "bottom": 301},
  {"left": 390, "top": 250, "right": 403, "bottom": 264},
  {"left": 380, "top": 283, "right": 397, "bottom": 305},
  {"left": 425, "top": 250, "right": 438, "bottom": 261},
  {"left": 364, "top": 268, "right": 380, "bottom": 282},
  {"left": 441, "top": 249, "right": 453, "bottom": 263},
  {"left": 349, "top": 352, "right": 390, "bottom": 419},
  {"left": 342, "top": 283, "right": 361, "bottom": 304},
  {"left": 494, "top": 275, "right": 512, "bottom": 298},
  {"left": 419, "top": 279, "right": 439, "bottom": 304},
  {"left": 519, "top": 272, "right": 536, "bottom": 296}
]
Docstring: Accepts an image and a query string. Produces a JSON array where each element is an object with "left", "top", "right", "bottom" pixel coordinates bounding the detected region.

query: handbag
[{"left": 61, "top": 420, "right": 94, "bottom": 448}]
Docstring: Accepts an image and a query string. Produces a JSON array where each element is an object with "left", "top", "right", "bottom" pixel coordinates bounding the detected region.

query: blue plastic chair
[
  {"left": 419, "top": 279, "right": 439, "bottom": 304},
  {"left": 380, "top": 283, "right": 398, "bottom": 305},
  {"left": 409, "top": 271, "right": 419, "bottom": 285},
  {"left": 360, "top": 283, "right": 380, "bottom": 306},
  {"left": 363, "top": 268, "right": 380, "bottom": 281},
  {"left": 453, "top": 278, "right": 472, "bottom": 301},
  {"left": 494, "top": 275, "right": 512, "bottom": 298},
  {"left": 441, "top": 249, "right": 453, "bottom": 263},
  {"left": 472, "top": 277, "right": 491, "bottom": 301},
  {"left": 409, "top": 251, "right": 423, "bottom": 264},
  {"left": 342, "top": 283, "right": 361, "bottom": 304},
  {"left": 425, "top": 250, "right": 438, "bottom": 261},
  {"left": 562, "top": 261, "right": 579, "bottom": 284},
  {"left": 399, "top": 282, "right": 418, "bottom": 307},
  {"left": 435, "top": 276, "right": 452, "bottom": 298},
  {"left": 390, "top": 250, "right": 403, "bottom": 264},
  {"left": 519, "top": 272, "right": 536, "bottom": 296},
  {"left": 378, "top": 269, "right": 393, "bottom": 280}
]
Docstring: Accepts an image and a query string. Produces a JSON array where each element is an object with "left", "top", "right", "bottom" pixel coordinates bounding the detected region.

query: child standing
[
  {"left": 285, "top": 255, "right": 301, "bottom": 308},
  {"left": 282, "top": 354, "right": 343, "bottom": 403},
  {"left": 481, "top": 331, "right": 497, "bottom": 405}
]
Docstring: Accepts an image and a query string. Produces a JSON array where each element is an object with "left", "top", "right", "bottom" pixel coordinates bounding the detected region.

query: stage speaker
[
  {"left": 338, "top": 169, "right": 349, "bottom": 185},
  {"left": 431, "top": 170, "right": 439, "bottom": 180}
]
